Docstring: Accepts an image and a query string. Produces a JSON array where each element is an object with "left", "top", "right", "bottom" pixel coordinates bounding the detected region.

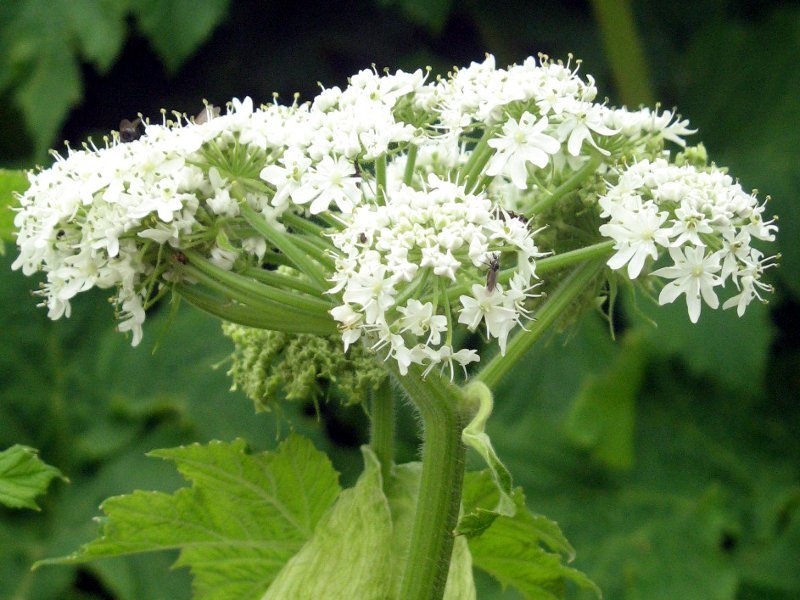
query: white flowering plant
[{"left": 9, "top": 54, "right": 777, "bottom": 599}]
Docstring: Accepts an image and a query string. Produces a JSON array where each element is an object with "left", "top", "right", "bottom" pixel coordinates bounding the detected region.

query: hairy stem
[
  {"left": 369, "top": 378, "right": 395, "bottom": 485},
  {"left": 390, "top": 364, "right": 468, "bottom": 600}
]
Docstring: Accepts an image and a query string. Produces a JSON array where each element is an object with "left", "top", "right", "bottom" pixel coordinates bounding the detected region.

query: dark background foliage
[{"left": 1, "top": 0, "right": 798, "bottom": 598}]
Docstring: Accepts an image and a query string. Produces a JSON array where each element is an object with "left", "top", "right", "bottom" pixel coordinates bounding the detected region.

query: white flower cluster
[
  {"left": 431, "top": 54, "right": 692, "bottom": 155},
  {"left": 599, "top": 159, "right": 777, "bottom": 322},
  {"left": 12, "top": 99, "right": 278, "bottom": 345},
  {"left": 329, "top": 175, "right": 541, "bottom": 378},
  {"left": 13, "top": 52, "right": 771, "bottom": 376}
]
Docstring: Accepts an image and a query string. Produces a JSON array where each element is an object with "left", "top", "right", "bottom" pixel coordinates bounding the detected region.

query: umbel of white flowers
[{"left": 12, "top": 54, "right": 777, "bottom": 378}]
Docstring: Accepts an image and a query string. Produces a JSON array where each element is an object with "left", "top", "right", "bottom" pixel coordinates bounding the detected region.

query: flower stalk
[
  {"left": 476, "top": 258, "right": 608, "bottom": 389},
  {"left": 239, "top": 202, "right": 329, "bottom": 290}
]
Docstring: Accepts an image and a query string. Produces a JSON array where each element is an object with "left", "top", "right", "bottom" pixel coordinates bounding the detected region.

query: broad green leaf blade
[
  {"left": 461, "top": 471, "right": 576, "bottom": 560},
  {"left": 263, "top": 450, "right": 476, "bottom": 600},
  {"left": 131, "top": 0, "right": 231, "bottom": 73},
  {"left": 38, "top": 435, "right": 341, "bottom": 600},
  {"left": 462, "top": 471, "right": 599, "bottom": 599},
  {"left": 0, "top": 168, "right": 29, "bottom": 250},
  {"left": 261, "top": 446, "right": 392, "bottom": 599},
  {"left": 564, "top": 330, "right": 646, "bottom": 470},
  {"left": 0, "top": 445, "right": 65, "bottom": 510}
]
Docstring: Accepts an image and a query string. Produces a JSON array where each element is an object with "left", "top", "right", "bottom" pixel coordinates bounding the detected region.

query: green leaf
[
  {"left": 0, "top": 0, "right": 229, "bottom": 159},
  {"left": 0, "top": 168, "right": 29, "bottom": 251},
  {"left": 131, "top": 0, "right": 232, "bottom": 73},
  {"left": 38, "top": 435, "right": 341, "bottom": 600},
  {"left": 0, "top": 445, "right": 65, "bottom": 510},
  {"left": 486, "top": 311, "right": 800, "bottom": 600},
  {"left": 260, "top": 446, "right": 392, "bottom": 599},
  {"left": 462, "top": 471, "right": 600, "bottom": 599},
  {"left": 564, "top": 329, "right": 647, "bottom": 470},
  {"left": 0, "top": 1, "right": 83, "bottom": 159},
  {"left": 263, "top": 449, "right": 476, "bottom": 599}
]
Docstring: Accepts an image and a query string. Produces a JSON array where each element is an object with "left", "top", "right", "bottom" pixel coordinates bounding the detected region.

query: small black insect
[
  {"left": 119, "top": 118, "right": 142, "bottom": 143},
  {"left": 174, "top": 251, "right": 188, "bottom": 265},
  {"left": 501, "top": 209, "right": 529, "bottom": 226},
  {"left": 358, "top": 233, "right": 367, "bottom": 244},
  {"left": 485, "top": 253, "right": 500, "bottom": 292}
]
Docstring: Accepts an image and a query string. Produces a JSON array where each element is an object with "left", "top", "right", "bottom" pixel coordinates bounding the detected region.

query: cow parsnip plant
[{"left": 11, "top": 55, "right": 777, "bottom": 599}]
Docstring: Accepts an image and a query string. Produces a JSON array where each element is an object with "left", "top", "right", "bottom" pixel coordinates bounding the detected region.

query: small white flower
[
  {"left": 458, "top": 283, "right": 518, "bottom": 353},
  {"left": 260, "top": 147, "right": 312, "bottom": 209},
  {"left": 556, "top": 100, "right": 618, "bottom": 156},
  {"left": 652, "top": 246, "right": 722, "bottom": 323},
  {"left": 290, "top": 155, "right": 362, "bottom": 214},
  {"left": 342, "top": 263, "right": 397, "bottom": 324},
  {"left": 486, "top": 113, "right": 560, "bottom": 189},
  {"left": 599, "top": 201, "right": 671, "bottom": 278},
  {"left": 330, "top": 304, "right": 363, "bottom": 352}
]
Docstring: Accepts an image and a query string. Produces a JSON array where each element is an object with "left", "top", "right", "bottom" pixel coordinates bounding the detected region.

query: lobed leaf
[
  {"left": 260, "top": 446, "right": 392, "bottom": 600},
  {"left": 130, "top": 0, "right": 232, "bottom": 73},
  {"left": 461, "top": 470, "right": 599, "bottom": 599},
  {"left": 0, "top": 444, "right": 65, "bottom": 510},
  {"left": 38, "top": 435, "right": 341, "bottom": 600}
]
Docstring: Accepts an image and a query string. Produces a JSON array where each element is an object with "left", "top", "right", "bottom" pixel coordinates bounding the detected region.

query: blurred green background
[{"left": 1, "top": 0, "right": 798, "bottom": 598}]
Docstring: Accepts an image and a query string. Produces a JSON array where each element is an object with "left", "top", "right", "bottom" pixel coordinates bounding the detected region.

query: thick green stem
[
  {"left": 369, "top": 378, "right": 395, "bottom": 485},
  {"left": 182, "top": 251, "right": 333, "bottom": 315},
  {"left": 175, "top": 283, "right": 337, "bottom": 334},
  {"left": 476, "top": 258, "right": 607, "bottom": 389},
  {"left": 242, "top": 267, "right": 323, "bottom": 296},
  {"left": 390, "top": 364, "right": 468, "bottom": 600}
]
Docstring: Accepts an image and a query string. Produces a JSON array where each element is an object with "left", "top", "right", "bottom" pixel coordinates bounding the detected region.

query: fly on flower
[
  {"left": 485, "top": 253, "right": 500, "bottom": 292},
  {"left": 119, "top": 118, "right": 143, "bottom": 143},
  {"left": 499, "top": 209, "right": 529, "bottom": 227}
]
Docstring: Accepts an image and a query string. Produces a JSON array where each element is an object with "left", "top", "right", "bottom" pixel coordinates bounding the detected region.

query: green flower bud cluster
[{"left": 223, "top": 323, "right": 387, "bottom": 411}]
